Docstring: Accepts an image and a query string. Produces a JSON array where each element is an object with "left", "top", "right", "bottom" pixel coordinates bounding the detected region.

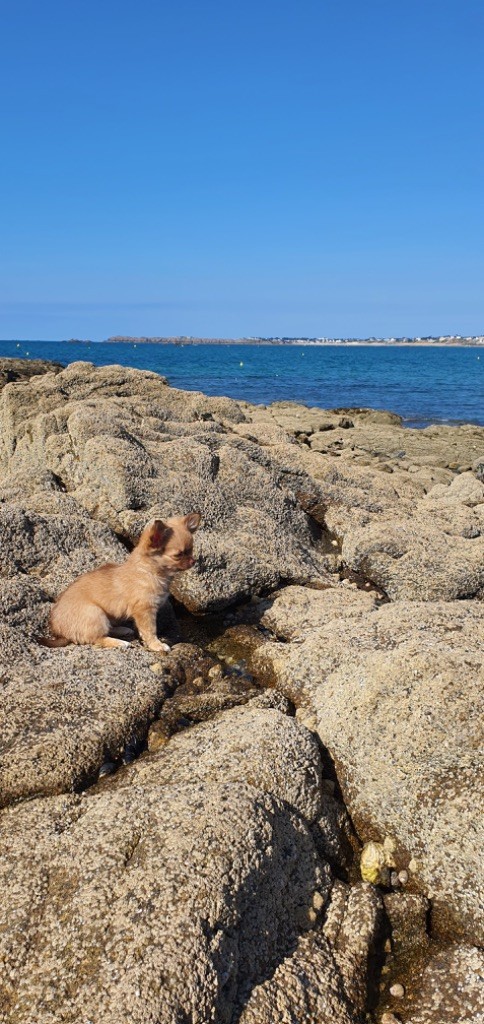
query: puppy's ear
[
  {"left": 141, "top": 519, "right": 173, "bottom": 552},
  {"left": 183, "top": 512, "right": 201, "bottom": 533}
]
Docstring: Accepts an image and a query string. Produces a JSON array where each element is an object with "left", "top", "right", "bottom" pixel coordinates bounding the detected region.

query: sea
[{"left": 1, "top": 340, "right": 483, "bottom": 429}]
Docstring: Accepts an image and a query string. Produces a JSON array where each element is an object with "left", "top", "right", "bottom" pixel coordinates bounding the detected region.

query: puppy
[{"left": 43, "top": 513, "right": 201, "bottom": 652}]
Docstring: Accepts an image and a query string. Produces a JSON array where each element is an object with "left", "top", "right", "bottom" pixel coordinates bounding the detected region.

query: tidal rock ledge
[{"left": 0, "top": 359, "right": 483, "bottom": 1023}]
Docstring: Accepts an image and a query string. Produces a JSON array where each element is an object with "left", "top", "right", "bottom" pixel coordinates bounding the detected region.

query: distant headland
[{"left": 99, "top": 335, "right": 484, "bottom": 346}]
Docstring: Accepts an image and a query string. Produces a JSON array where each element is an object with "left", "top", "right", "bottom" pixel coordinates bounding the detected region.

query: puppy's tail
[{"left": 37, "top": 635, "right": 71, "bottom": 648}]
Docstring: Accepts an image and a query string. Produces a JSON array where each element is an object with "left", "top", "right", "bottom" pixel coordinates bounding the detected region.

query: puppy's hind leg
[
  {"left": 94, "top": 637, "right": 131, "bottom": 649},
  {"left": 81, "top": 608, "right": 131, "bottom": 648},
  {"left": 62, "top": 604, "right": 127, "bottom": 648}
]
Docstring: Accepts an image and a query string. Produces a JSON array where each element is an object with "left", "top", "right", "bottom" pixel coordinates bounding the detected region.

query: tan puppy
[{"left": 44, "top": 513, "right": 201, "bottom": 652}]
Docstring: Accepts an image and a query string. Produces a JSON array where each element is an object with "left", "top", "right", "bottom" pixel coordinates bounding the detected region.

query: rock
[
  {"left": 427, "top": 470, "right": 484, "bottom": 507},
  {"left": 389, "top": 983, "right": 405, "bottom": 998},
  {"left": 244, "top": 408, "right": 484, "bottom": 599},
  {"left": 330, "top": 407, "right": 403, "bottom": 426},
  {"left": 0, "top": 356, "right": 64, "bottom": 390},
  {"left": 0, "top": 707, "right": 382, "bottom": 1022},
  {"left": 207, "top": 622, "right": 266, "bottom": 665},
  {"left": 405, "top": 945, "right": 484, "bottom": 1024},
  {"left": 472, "top": 455, "right": 484, "bottom": 481},
  {"left": 0, "top": 362, "right": 482, "bottom": 1016},
  {"left": 267, "top": 402, "right": 339, "bottom": 436},
  {"left": 0, "top": 501, "right": 126, "bottom": 596},
  {"left": 166, "top": 642, "right": 219, "bottom": 686},
  {"left": 238, "top": 884, "right": 382, "bottom": 1024},
  {"left": 342, "top": 513, "right": 484, "bottom": 601},
  {"left": 253, "top": 588, "right": 484, "bottom": 943},
  {"left": 257, "top": 582, "right": 378, "bottom": 640},
  {"left": 247, "top": 690, "right": 292, "bottom": 714},
  {"left": 115, "top": 705, "right": 325, "bottom": 825},
  {"left": 383, "top": 893, "right": 430, "bottom": 955},
  {"left": 0, "top": 625, "right": 181, "bottom": 805},
  {"left": 147, "top": 671, "right": 260, "bottom": 748},
  {"left": 309, "top": 431, "right": 333, "bottom": 452}
]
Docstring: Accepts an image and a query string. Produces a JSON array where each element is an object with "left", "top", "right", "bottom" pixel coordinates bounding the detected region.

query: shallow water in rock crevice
[{"left": 92, "top": 605, "right": 272, "bottom": 785}]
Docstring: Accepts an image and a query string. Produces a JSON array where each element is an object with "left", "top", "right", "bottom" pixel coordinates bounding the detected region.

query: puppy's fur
[{"left": 43, "top": 513, "right": 201, "bottom": 652}]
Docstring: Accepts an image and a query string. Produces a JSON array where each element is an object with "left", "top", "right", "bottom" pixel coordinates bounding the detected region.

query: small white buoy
[{"left": 239, "top": 361, "right": 244, "bottom": 366}]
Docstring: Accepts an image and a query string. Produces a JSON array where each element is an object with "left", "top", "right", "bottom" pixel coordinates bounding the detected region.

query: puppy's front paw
[{"left": 147, "top": 639, "right": 171, "bottom": 654}]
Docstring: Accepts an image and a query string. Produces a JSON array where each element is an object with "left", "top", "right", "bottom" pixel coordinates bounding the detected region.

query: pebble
[
  {"left": 312, "top": 890, "right": 325, "bottom": 911},
  {"left": 297, "top": 713, "right": 317, "bottom": 730},
  {"left": 208, "top": 665, "right": 224, "bottom": 681},
  {"left": 389, "top": 983, "right": 405, "bottom": 998},
  {"left": 390, "top": 871, "right": 400, "bottom": 888},
  {"left": 297, "top": 906, "right": 318, "bottom": 930},
  {"left": 381, "top": 1014, "right": 400, "bottom": 1024},
  {"left": 398, "top": 870, "right": 408, "bottom": 885},
  {"left": 408, "top": 858, "right": 419, "bottom": 873}
]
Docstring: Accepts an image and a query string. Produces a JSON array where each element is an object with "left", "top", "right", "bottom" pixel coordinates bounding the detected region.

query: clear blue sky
[{"left": 1, "top": 0, "right": 483, "bottom": 339}]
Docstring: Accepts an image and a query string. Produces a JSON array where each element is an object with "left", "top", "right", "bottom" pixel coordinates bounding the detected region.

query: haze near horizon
[{"left": 1, "top": 0, "right": 483, "bottom": 341}]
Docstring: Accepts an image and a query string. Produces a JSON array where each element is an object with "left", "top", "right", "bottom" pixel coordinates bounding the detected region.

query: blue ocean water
[{"left": 1, "top": 340, "right": 483, "bottom": 428}]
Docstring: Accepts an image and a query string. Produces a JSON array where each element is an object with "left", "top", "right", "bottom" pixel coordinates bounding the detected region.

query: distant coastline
[
  {"left": 68, "top": 334, "right": 484, "bottom": 346},
  {"left": 2, "top": 335, "right": 484, "bottom": 346}
]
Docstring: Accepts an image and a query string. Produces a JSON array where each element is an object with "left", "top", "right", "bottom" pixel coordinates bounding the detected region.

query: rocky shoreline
[{"left": 0, "top": 357, "right": 482, "bottom": 1023}]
